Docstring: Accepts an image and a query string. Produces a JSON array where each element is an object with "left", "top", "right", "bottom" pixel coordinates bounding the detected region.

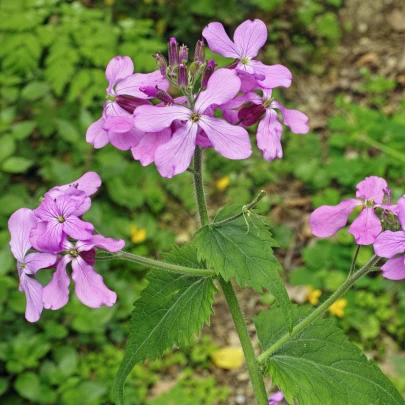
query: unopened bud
[
  {"left": 116, "top": 95, "right": 150, "bottom": 114},
  {"left": 168, "top": 37, "right": 179, "bottom": 67},
  {"left": 179, "top": 45, "right": 188, "bottom": 64},
  {"left": 237, "top": 104, "right": 266, "bottom": 126},
  {"left": 178, "top": 64, "right": 188, "bottom": 89},
  {"left": 153, "top": 52, "right": 167, "bottom": 76},
  {"left": 201, "top": 59, "right": 216, "bottom": 88},
  {"left": 382, "top": 187, "right": 392, "bottom": 205},
  {"left": 190, "top": 61, "right": 203, "bottom": 77},
  {"left": 139, "top": 86, "right": 174, "bottom": 105},
  {"left": 194, "top": 40, "right": 205, "bottom": 64}
]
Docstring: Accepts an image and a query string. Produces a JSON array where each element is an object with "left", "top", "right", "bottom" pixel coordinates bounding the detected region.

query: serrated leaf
[
  {"left": 255, "top": 306, "right": 405, "bottom": 405},
  {"left": 113, "top": 244, "right": 217, "bottom": 405},
  {"left": 194, "top": 205, "right": 293, "bottom": 331}
]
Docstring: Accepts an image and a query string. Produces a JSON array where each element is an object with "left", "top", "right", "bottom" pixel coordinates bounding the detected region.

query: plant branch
[{"left": 257, "top": 254, "right": 381, "bottom": 364}]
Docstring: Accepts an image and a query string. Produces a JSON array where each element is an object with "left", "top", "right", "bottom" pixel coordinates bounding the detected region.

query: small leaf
[
  {"left": 54, "top": 119, "right": 80, "bottom": 143},
  {"left": 194, "top": 205, "right": 293, "bottom": 331},
  {"left": 0, "top": 134, "right": 16, "bottom": 163},
  {"left": 21, "top": 81, "right": 50, "bottom": 101},
  {"left": 211, "top": 347, "right": 244, "bottom": 370},
  {"left": 255, "top": 306, "right": 405, "bottom": 405},
  {"left": 11, "top": 121, "right": 36, "bottom": 140},
  {"left": 1, "top": 157, "right": 33, "bottom": 173},
  {"left": 112, "top": 244, "right": 217, "bottom": 405}
]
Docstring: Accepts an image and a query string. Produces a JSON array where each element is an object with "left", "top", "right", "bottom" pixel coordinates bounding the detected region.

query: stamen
[
  {"left": 191, "top": 113, "right": 201, "bottom": 122},
  {"left": 57, "top": 215, "right": 65, "bottom": 223}
]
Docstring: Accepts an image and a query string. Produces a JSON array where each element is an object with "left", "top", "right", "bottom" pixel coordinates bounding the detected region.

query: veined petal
[
  {"left": 256, "top": 109, "right": 283, "bottom": 161},
  {"left": 56, "top": 195, "right": 83, "bottom": 218},
  {"left": 195, "top": 69, "right": 241, "bottom": 114},
  {"left": 115, "top": 70, "right": 169, "bottom": 98},
  {"left": 77, "top": 235, "right": 125, "bottom": 253},
  {"left": 397, "top": 196, "right": 405, "bottom": 230},
  {"left": 133, "top": 105, "right": 190, "bottom": 132},
  {"left": 71, "top": 256, "right": 117, "bottom": 308},
  {"left": 221, "top": 92, "right": 262, "bottom": 111},
  {"left": 24, "top": 252, "right": 57, "bottom": 275},
  {"left": 233, "top": 19, "right": 267, "bottom": 59},
  {"left": 37, "top": 222, "right": 64, "bottom": 254},
  {"left": 42, "top": 255, "right": 71, "bottom": 310},
  {"left": 381, "top": 256, "right": 405, "bottom": 280},
  {"left": 202, "top": 22, "right": 240, "bottom": 58},
  {"left": 30, "top": 221, "right": 47, "bottom": 251},
  {"left": 108, "top": 128, "right": 144, "bottom": 151},
  {"left": 374, "top": 230, "right": 405, "bottom": 258},
  {"left": 86, "top": 117, "right": 109, "bottom": 149},
  {"left": 8, "top": 208, "right": 37, "bottom": 262},
  {"left": 50, "top": 172, "right": 102, "bottom": 197},
  {"left": 348, "top": 207, "right": 382, "bottom": 245},
  {"left": 131, "top": 128, "right": 172, "bottom": 166},
  {"left": 105, "top": 56, "right": 134, "bottom": 94},
  {"left": 155, "top": 122, "right": 198, "bottom": 178},
  {"left": 20, "top": 273, "right": 43, "bottom": 322},
  {"left": 355, "top": 176, "right": 388, "bottom": 204},
  {"left": 309, "top": 199, "right": 362, "bottom": 238},
  {"left": 238, "top": 71, "right": 260, "bottom": 93},
  {"left": 62, "top": 217, "right": 94, "bottom": 241},
  {"left": 271, "top": 101, "right": 309, "bottom": 134},
  {"left": 198, "top": 116, "right": 251, "bottom": 159},
  {"left": 250, "top": 61, "right": 292, "bottom": 89},
  {"left": 103, "top": 115, "right": 133, "bottom": 133}
]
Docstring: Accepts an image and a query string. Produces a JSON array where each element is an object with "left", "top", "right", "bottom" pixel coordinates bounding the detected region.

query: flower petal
[
  {"left": 108, "top": 128, "right": 144, "bottom": 150},
  {"left": 381, "top": 256, "right": 405, "bottom": 280},
  {"left": 195, "top": 69, "right": 241, "bottom": 114},
  {"left": 86, "top": 117, "right": 110, "bottom": 149},
  {"left": 105, "top": 56, "right": 134, "bottom": 94},
  {"left": 76, "top": 235, "right": 125, "bottom": 253},
  {"left": 233, "top": 19, "right": 267, "bottom": 58},
  {"left": 256, "top": 109, "right": 283, "bottom": 161},
  {"left": 71, "top": 256, "right": 117, "bottom": 308},
  {"left": 131, "top": 128, "right": 172, "bottom": 166},
  {"left": 103, "top": 115, "right": 133, "bottom": 133},
  {"left": 62, "top": 217, "right": 94, "bottom": 241},
  {"left": 37, "top": 222, "right": 64, "bottom": 254},
  {"left": 198, "top": 116, "right": 251, "bottom": 159},
  {"left": 250, "top": 61, "right": 292, "bottom": 89},
  {"left": 24, "top": 252, "right": 57, "bottom": 275},
  {"left": 397, "top": 196, "right": 405, "bottom": 230},
  {"left": 355, "top": 176, "right": 388, "bottom": 204},
  {"left": 115, "top": 70, "right": 169, "bottom": 98},
  {"left": 348, "top": 207, "right": 382, "bottom": 245},
  {"left": 8, "top": 208, "right": 37, "bottom": 262},
  {"left": 133, "top": 105, "right": 190, "bottom": 132},
  {"left": 202, "top": 22, "right": 240, "bottom": 58},
  {"left": 42, "top": 255, "right": 72, "bottom": 310},
  {"left": 309, "top": 199, "right": 362, "bottom": 238},
  {"left": 30, "top": 221, "right": 47, "bottom": 251},
  {"left": 271, "top": 101, "right": 309, "bottom": 134},
  {"left": 373, "top": 230, "right": 405, "bottom": 258},
  {"left": 56, "top": 195, "right": 83, "bottom": 218},
  {"left": 155, "top": 122, "right": 198, "bottom": 178},
  {"left": 19, "top": 273, "right": 43, "bottom": 322}
]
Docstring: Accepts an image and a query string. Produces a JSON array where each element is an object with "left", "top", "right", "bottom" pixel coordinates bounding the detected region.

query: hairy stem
[
  {"left": 192, "top": 148, "right": 268, "bottom": 405},
  {"left": 257, "top": 255, "right": 381, "bottom": 363}
]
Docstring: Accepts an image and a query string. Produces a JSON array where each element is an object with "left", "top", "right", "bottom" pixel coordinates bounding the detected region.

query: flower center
[
  {"left": 67, "top": 249, "right": 79, "bottom": 257},
  {"left": 57, "top": 215, "right": 65, "bottom": 223},
  {"left": 241, "top": 57, "right": 250, "bottom": 65},
  {"left": 364, "top": 198, "right": 374, "bottom": 208},
  {"left": 263, "top": 97, "right": 274, "bottom": 108},
  {"left": 191, "top": 113, "right": 201, "bottom": 122},
  {"left": 106, "top": 95, "right": 117, "bottom": 101},
  {"left": 20, "top": 263, "right": 26, "bottom": 268}
]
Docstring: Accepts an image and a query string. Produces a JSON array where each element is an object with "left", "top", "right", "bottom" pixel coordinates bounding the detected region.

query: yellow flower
[
  {"left": 130, "top": 225, "right": 147, "bottom": 244},
  {"left": 216, "top": 176, "right": 230, "bottom": 191},
  {"left": 211, "top": 347, "right": 244, "bottom": 370},
  {"left": 306, "top": 286, "right": 322, "bottom": 306},
  {"left": 328, "top": 299, "right": 348, "bottom": 318}
]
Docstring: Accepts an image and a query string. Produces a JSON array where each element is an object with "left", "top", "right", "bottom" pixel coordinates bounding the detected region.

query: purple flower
[
  {"left": 268, "top": 391, "right": 286, "bottom": 405},
  {"left": 374, "top": 196, "right": 405, "bottom": 280},
  {"left": 8, "top": 209, "right": 57, "bottom": 322},
  {"left": 42, "top": 235, "right": 124, "bottom": 310},
  {"left": 310, "top": 176, "right": 397, "bottom": 245},
  {"left": 86, "top": 56, "right": 169, "bottom": 151},
  {"left": 221, "top": 89, "right": 309, "bottom": 160},
  {"left": 202, "top": 19, "right": 291, "bottom": 89},
  {"left": 33, "top": 195, "right": 94, "bottom": 253}
]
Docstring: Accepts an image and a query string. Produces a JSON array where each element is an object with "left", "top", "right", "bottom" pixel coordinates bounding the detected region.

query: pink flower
[
  {"left": 86, "top": 56, "right": 169, "bottom": 151},
  {"left": 221, "top": 89, "right": 309, "bottom": 161},
  {"left": 8, "top": 209, "right": 58, "bottom": 322},
  {"left": 310, "top": 176, "right": 397, "bottom": 245},
  {"left": 374, "top": 196, "right": 405, "bottom": 280},
  {"left": 202, "top": 19, "right": 291, "bottom": 89},
  {"left": 269, "top": 391, "right": 286, "bottom": 405},
  {"left": 105, "top": 69, "right": 252, "bottom": 178},
  {"left": 42, "top": 236, "right": 124, "bottom": 310}
]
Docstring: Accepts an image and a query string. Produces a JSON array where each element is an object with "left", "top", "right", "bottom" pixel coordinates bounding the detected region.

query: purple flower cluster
[
  {"left": 87, "top": 19, "right": 309, "bottom": 178},
  {"left": 8, "top": 172, "right": 125, "bottom": 322}
]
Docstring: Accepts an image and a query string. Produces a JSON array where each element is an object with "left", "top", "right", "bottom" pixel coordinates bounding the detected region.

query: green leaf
[
  {"left": 1, "top": 157, "right": 33, "bottom": 173},
  {"left": 255, "top": 306, "right": 405, "bottom": 405},
  {"left": 54, "top": 119, "right": 80, "bottom": 143},
  {"left": 11, "top": 121, "right": 36, "bottom": 140},
  {"left": 0, "top": 134, "right": 16, "bottom": 163},
  {"left": 113, "top": 244, "right": 217, "bottom": 405},
  {"left": 20, "top": 81, "right": 51, "bottom": 101},
  {"left": 194, "top": 205, "right": 293, "bottom": 331}
]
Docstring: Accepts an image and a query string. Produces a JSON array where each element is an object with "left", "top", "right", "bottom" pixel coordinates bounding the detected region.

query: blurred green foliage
[{"left": 1, "top": 0, "right": 405, "bottom": 403}]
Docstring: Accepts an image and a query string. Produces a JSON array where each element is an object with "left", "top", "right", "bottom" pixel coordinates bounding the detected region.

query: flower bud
[
  {"left": 237, "top": 104, "right": 266, "bottom": 126},
  {"left": 194, "top": 40, "right": 205, "bottom": 64},
  {"left": 178, "top": 64, "right": 188, "bottom": 89},
  {"left": 179, "top": 45, "right": 188, "bottom": 64},
  {"left": 153, "top": 52, "right": 167, "bottom": 76},
  {"left": 201, "top": 59, "right": 216, "bottom": 89},
  {"left": 139, "top": 86, "right": 174, "bottom": 105},
  {"left": 168, "top": 37, "right": 179, "bottom": 68},
  {"left": 116, "top": 95, "right": 150, "bottom": 114},
  {"left": 189, "top": 61, "right": 203, "bottom": 77}
]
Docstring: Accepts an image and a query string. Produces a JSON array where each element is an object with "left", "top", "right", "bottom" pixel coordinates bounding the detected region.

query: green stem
[
  {"left": 192, "top": 148, "right": 268, "bottom": 405},
  {"left": 348, "top": 245, "right": 361, "bottom": 278},
  {"left": 113, "top": 251, "right": 215, "bottom": 277},
  {"left": 257, "top": 255, "right": 380, "bottom": 364}
]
